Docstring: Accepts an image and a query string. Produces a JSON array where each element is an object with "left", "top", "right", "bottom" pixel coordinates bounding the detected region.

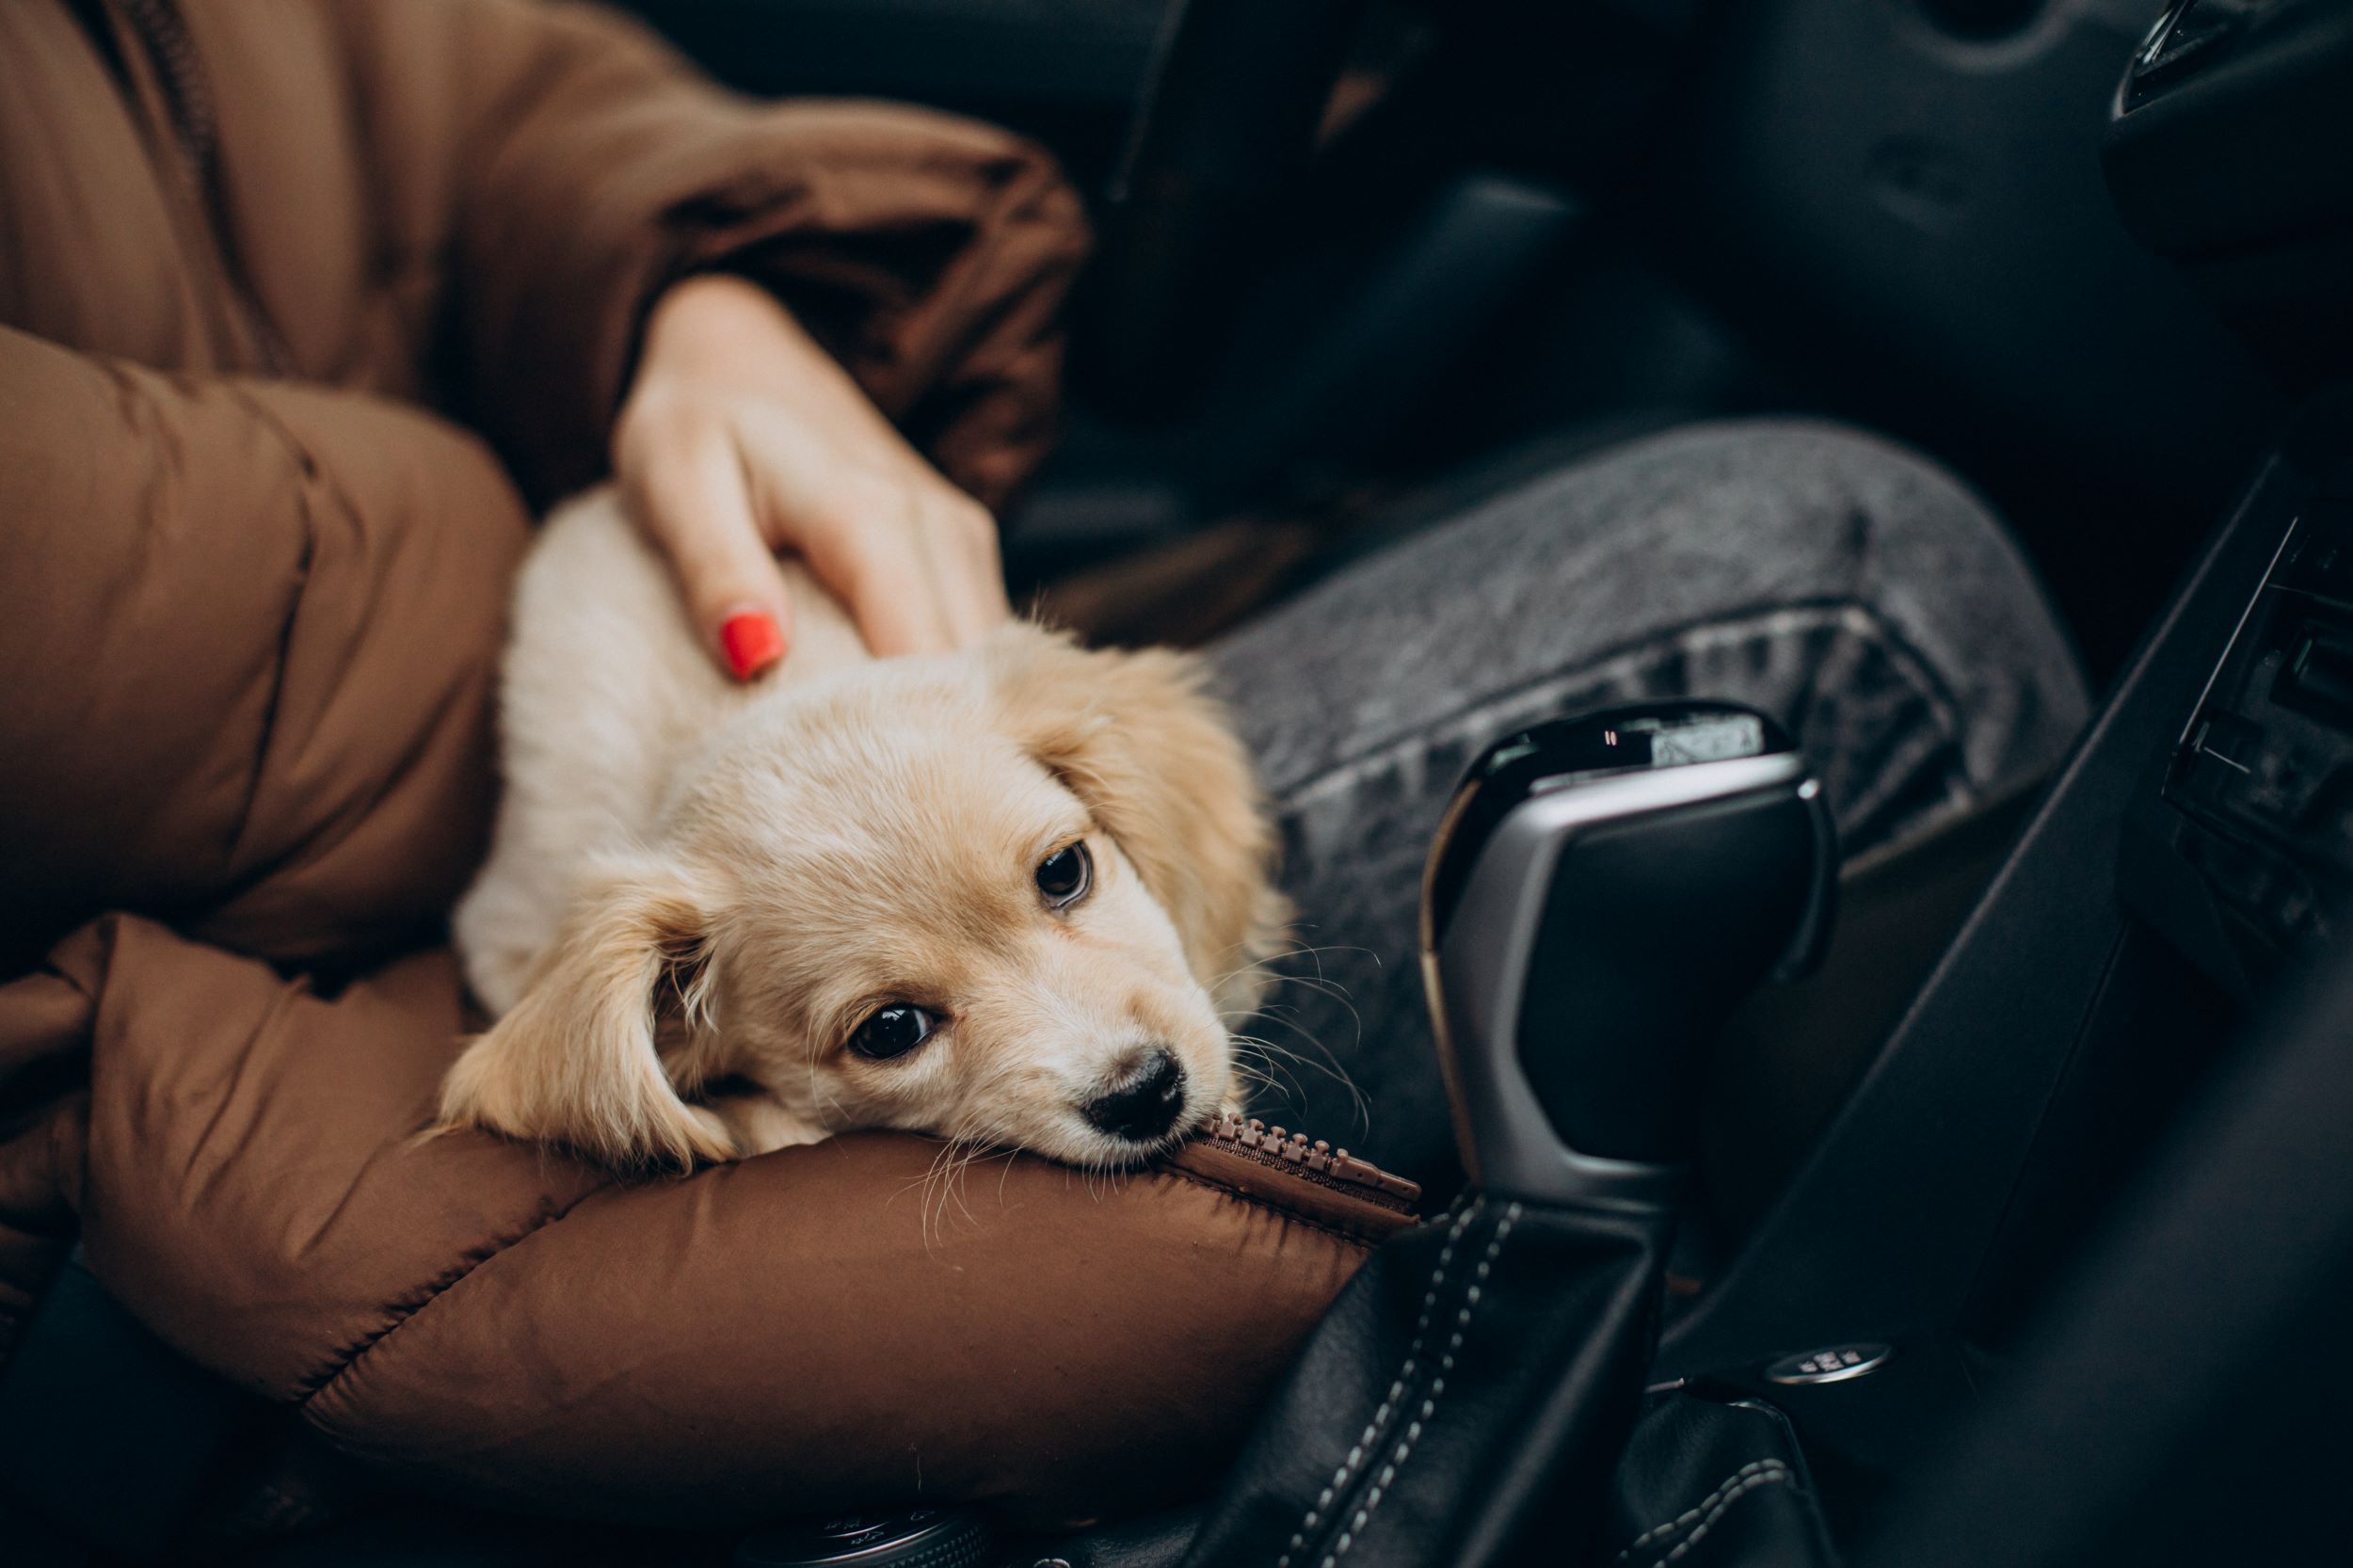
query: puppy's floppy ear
[
  {"left": 988, "top": 626, "right": 1289, "bottom": 1016},
  {"left": 440, "top": 856, "right": 737, "bottom": 1171}
]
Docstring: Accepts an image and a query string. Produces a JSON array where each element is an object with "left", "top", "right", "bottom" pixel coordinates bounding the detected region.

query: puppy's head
[{"left": 441, "top": 626, "right": 1287, "bottom": 1171}]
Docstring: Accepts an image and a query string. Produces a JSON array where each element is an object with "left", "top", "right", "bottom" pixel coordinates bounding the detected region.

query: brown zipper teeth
[{"left": 1202, "top": 1112, "right": 1422, "bottom": 1208}]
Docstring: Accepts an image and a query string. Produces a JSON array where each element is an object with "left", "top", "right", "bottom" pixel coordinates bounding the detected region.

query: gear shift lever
[
  {"left": 1179, "top": 702, "right": 1833, "bottom": 1568},
  {"left": 1423, "top": 700, "right": 1834, "bottom": 1200}
]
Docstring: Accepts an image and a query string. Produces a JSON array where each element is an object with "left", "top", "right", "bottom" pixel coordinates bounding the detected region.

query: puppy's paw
[
  {"left": 701, "top": 1093, "right": 830, "bottom": 1159},
  {"left": 439, "top": 1017, "right": 739, "bottom": 1172}
]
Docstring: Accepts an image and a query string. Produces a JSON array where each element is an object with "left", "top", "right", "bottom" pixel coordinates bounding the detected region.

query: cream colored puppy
[{"left": 445, "top": 487, "right": 1287, "bottom": 1171}]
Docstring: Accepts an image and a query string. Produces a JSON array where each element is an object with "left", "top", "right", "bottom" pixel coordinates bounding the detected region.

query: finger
[
  {"left": 794, "top": 497, "right": 955, "bottom": 659},
  {"left": 737, "top": 422, "right": 958, "bottom": 658},
  {"left": 953, "top": 510, "right": 1014, "bottom": 642},
  {"left": 737, "top": 415, "right": 996, "bottom": 656},
  {"left": 920, "top": 553, "right": 981, "bottom": 652},
  {"left": 920, "top": 494, "right": 1011, "bottom": 648},
  {"left": 629, "top": 431, "right": 795, "bottom": 680}
]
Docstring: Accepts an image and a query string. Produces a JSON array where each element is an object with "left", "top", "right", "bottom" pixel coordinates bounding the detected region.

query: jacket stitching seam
[
  {"left": 295, "top": 1179, "right": 611, "bottom": 1404},
  {"left": 305, "top": 1164, "right": 1364, "bottom": 1407},
  {"left": 204, "top": 382, "right": 325, "bottom": 874}
]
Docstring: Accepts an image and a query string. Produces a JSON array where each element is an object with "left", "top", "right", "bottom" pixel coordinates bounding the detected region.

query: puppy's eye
[
  {"left": 1035, "top": 841, "right": 1092, "bottom": 907},
  {"left": 849, "top": 1004, "right": 935, "bottom": 1062}
]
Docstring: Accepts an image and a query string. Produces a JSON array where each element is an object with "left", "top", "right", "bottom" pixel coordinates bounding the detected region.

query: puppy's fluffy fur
[{"left": 444, "top": 488, "right": 1288, "bottom": 1171}]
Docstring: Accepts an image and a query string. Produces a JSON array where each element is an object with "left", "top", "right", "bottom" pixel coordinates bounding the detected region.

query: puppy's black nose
[{"left": 1083, "top": 1048, "right": 1188, "bottom": 1143}]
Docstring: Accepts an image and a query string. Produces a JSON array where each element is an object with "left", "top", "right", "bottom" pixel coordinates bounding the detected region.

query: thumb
[{"left": 632, "top": 440, "right": 795, "bottom": 681}]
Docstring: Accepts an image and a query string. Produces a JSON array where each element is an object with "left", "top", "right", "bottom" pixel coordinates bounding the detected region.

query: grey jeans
[{"left": 1208, "top": 420, "right": 2091, "bottom": 1188}]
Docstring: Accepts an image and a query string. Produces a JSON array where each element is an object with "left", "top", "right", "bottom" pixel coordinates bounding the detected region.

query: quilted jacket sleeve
[
  {"left": 0, "top": 324, "right": 531, "bottom": 968},
  {"left": 325, "top": 0, "right": 1091, "bottom": 508}
]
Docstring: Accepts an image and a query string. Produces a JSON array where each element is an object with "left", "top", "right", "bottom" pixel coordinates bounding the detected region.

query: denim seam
[{"left": 1272, "top": 598, "right": 1968, "bottom": 815}]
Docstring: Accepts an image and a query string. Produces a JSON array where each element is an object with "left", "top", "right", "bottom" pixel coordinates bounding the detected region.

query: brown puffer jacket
[{"left": 0, "top": 0, "right": 1401, "bottom": 1540}]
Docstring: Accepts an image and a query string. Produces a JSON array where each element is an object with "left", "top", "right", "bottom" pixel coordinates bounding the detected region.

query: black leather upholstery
[
  {"left": 1178, "top": 1195, "right": 1667, "bottom": 1568},
  {"left": 1598, "top": 1396, "right": 1836, "bottom": 1568}
]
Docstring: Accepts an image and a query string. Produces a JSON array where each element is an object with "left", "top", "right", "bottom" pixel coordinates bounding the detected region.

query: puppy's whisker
[
  {"left": 1256, "top": 985, "right": 1368, "bottom": 1065},
  {"left": 902, "top": 1132, "right": 967, "bottom": 1250},
  {"left": 1254, "top": 982, "right": 1371, "bottom": 1056},
  {"left": 946, "top": 1135, "right": 998, "bottom": 1231},
  {"left": 910, "top": 1102, "right": 1003, "bottom": 1250},
  {"left": 1243, "top": 942, "right": 1385, "bottom": 984},
  {"left": 1246, "top": 1032, "right": 1357, "bottom": 1104},
  {"left": 1273, "top": 939, "right": 1385, "bottom": 971},
  {"left": 1229, "top": 1036, "right": 1310, "bottom": 1107},
  {"left": 922, "top": 1113, "right": 999, "bottom": 1250},
  {"left": 800, "top": 1048, "right": 852, "bottom": 1137},
  {"left": 1259, "top": 971, "right": 1361, "bottom": 1009},
  {"left": 921, "top": 1145, "right": 970, "bottom": 1253},
  {"left": 1235, "top": 1022, "right": 1369, "bottom": 1136},
  {"left": 1210, "top": 950, "right": 1377, "bottom": 1025},
  {"left": 1206, "top": 958, "right": 1275, "bottom": 996},
  {"left": 1227, "top": 1061, "right": 1283, "bottom": 1097}
]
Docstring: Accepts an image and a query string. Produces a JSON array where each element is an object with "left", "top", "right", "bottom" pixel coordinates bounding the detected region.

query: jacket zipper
[{"left": 1197, "top": 1112, "right": 1421, "bottom": 1214}]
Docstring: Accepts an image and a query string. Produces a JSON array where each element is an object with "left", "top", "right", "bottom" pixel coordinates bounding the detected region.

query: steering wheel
[{"left": 1078, "top": 0, "right": 1376, "bottom": 420}]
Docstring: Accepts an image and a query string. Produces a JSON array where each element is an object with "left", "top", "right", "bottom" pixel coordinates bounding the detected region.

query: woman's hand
[{"left": 614, "top": 273, "right": 1012, "bottom": 680}]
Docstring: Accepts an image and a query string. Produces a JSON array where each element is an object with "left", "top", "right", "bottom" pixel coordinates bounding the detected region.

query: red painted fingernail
[{"left": 719, "top": 610, "right": 784, "bottom": 680}]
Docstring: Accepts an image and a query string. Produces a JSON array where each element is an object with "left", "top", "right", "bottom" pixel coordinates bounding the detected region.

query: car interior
[{"left": 8, "top": 0, "right": 2353, "bottom": 1563}]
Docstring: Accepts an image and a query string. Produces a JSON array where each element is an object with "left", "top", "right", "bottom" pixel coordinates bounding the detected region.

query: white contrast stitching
[
  {"left": 1319, "top": 1201, "right": 1520, "bottom": 1568},
  {"left": 1619, "top": 1459, "right": 1798, "bottom": 1553},
  {"left": 1631, "top": 1466, "right": 1794, "bottom": 1568},
  {"left": 1275, "top": 1198, "right": 1481, "bottom": 1568}
]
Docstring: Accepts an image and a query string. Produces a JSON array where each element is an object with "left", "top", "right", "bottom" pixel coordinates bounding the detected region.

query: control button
[{"left": 1762, "top": 1342, "right": 1893, "bottom": 1385}]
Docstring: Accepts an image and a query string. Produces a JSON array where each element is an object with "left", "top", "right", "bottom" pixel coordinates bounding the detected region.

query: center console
[{"left": 1630, "top": 8, "right": 2353, "bottom": 1557}]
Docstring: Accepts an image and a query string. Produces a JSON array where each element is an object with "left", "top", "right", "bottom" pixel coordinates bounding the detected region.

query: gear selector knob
[
  {"left": 1421, "top": 701, "right": 1834, "bottom": 1204},
  {"left": 1179, "top": 702, "right": 1837, "bottom": 1568}
]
